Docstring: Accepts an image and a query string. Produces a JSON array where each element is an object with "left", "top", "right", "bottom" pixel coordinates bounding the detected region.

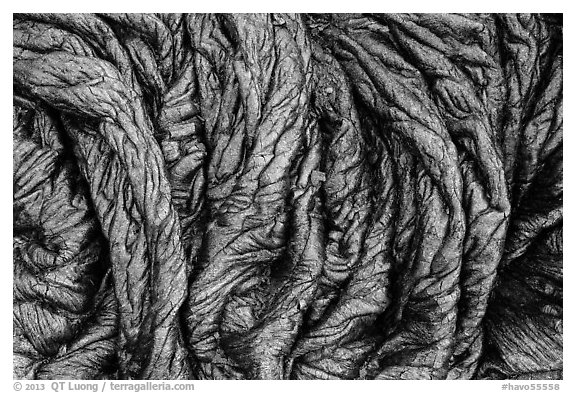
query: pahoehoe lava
[{"left": 13, "top": 13, "right": 563, "bottom": 380}]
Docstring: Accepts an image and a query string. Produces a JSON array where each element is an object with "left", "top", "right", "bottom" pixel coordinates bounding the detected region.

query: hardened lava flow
[{"left": 13, "top": 13, "right": 562, "bottom": 380}]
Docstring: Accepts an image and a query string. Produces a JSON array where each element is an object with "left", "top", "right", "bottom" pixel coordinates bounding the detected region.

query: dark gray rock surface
[{"left": 12, "top": 13, "right": 563, "bottom": 380}]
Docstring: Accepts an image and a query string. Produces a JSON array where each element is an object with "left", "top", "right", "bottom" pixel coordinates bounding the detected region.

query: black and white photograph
[{"left": 7, "top": 4, "right": 568, "bottom": 390}]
